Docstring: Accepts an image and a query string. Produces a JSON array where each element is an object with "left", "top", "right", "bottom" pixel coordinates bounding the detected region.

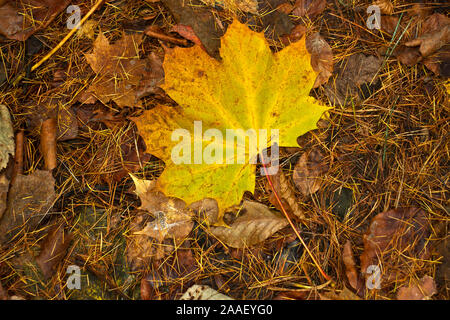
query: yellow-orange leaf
[{"left": 133, "top": 20, "right": 330, "bottom": 223}]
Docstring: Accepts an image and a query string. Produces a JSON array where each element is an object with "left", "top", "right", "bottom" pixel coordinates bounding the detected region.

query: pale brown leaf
[
  {"left": 210, "top": 201, "right": 288, "bottom": 248},
  {"left": 396, "top": 275, "right": 437, "bottom": 300}
]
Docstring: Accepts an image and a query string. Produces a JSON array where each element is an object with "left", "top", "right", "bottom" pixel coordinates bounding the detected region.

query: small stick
[
  {"left": 145, "top": 26, "right": 189, "bottom": 46},
  {"left": 40, "top": 118, "right": 57, "bottom": 170}
]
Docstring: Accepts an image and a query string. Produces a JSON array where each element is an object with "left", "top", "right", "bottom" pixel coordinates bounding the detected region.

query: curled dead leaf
[
  {"left": 210, "top": 201, "right": 288, "bottom": 248},
  {"left": 306, "top": 33, "right": 333, "bottom": 88},
  {"left": 293, "top": 148, "right": 328, "bottom": 196},
  {"left": 266, "top": 169, "right": 306, "bottom": 222}
]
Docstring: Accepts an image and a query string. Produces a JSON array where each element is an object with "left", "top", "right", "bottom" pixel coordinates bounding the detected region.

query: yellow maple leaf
[{"left": 133, "top": 20, "right": 330, "bottom": 224}]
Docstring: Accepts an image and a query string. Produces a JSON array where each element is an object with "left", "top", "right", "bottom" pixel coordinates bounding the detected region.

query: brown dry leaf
[
  {"left": 126, "top": 212, "right": 173, "bottom": 271},
  {"left": 35, "top": 221, "right": 73, "bottom": 279},
  {"left": 393, "top": 13, "right": 450, "bottom": 76},
  {"left": 293, "top": 148, "right": 328, "bottom": 196},
  {"left": 266, "top": 169, "right": 306, "bottom": 221},
  {"left": 84, "top": 33, "right": 164, "bottom": 108},
  {"left": 306, "top": 33, "right": 333, "bottom": 88},
  {"left": 319, "top": 287, "right": 361, "bottom": 300},
  {"left": 395, "top": 45, "right": 423, "bottom": 66},
  {"left": 210, "top": 201, "right": 288, "bottom": 248},
  {"left": 202, "top": 0, "right": 258, "bottom": 14},
  {"left": 396, "top": 275, "right": 437, "bottom": 300},
  {"left": 292, "top": 0, "right": 326, "bottom": 20},
  {"left": 405, "top": 14, "right": 450, "bottom": 57},
  {"left": 324, "top": 53, "right": 381, "bottom": 106},
  {"left": 0, "top": 104, "right": 14, "bottom": 170},
  {"left": 360, "top": 208, "right": 430, "bottom": 286},
  {"left": 131, "top": 176, "right": 194, "bottom": 242},
  {"left": 342, "top": 240, "right": 362, "bottom": 292},
  {"left": 0, "top": 170, "right": 56, "bottom": 244},
  {"left": 162, "top": 0, "right": 224, "bottom": 57},
  {"left": 0, "top": 0, "right": 70, "bottom": 41},
  {"left": 373, "top": 0, "right": 394, "bottom": 15}
]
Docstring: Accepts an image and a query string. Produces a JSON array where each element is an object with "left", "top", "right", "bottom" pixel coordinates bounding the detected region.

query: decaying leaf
[
  {"left": 133, "top": 20, "right": 330, "bottom": 223},
  {"left": 201, "top": 0, "right": 258, "bottom": 14},
  {"left": 342, "top": 240, "right": 363, "bottom": 292},
  {"left": 394, "top": 13, "right": 450, "bottom": 76},
  {"left": 324, "top": 53, "right": 381, "bottom": 106},
  {"left": 360, "top": 208, "right": 430, "bottom": 286},
  {"left": 210, "top": 201, "right": 288, "bottom": 248},
  {"left": 83, "top": 33, "right": 164, "bottom": 108},
  {"left": 396, "top": 275, "right": 436, "bottom": 300},
  {"left": 35, "top": 221, "right": 73, "bottom": 279},
  {"left": 266, "top": 169, "right": 306, "bottom": 221},
  {"left": 180, "top": 284, "right": 233, "bottom": 300},
  {"left": 0, "top": 170, "right": 56, "bottom": 244},
  {"left": 131, "top": 175, "right": 194, "bottom": 242},
  {"left": 405, "top": 14, "right": 450, "bottom": 58},
  {"left": 319, "top": 286, "right": 361, "bottom": 300},
  {"left": 293, "top": 148, "right": 328, "bottom": 196},
  {"left": 0, "top": 0, "right": 70, "bottom": 41},
  {"left": 292, "top": 0, "right": 326, "bottom": 20},
  {"left": 162, "top": 0, "right": 224, "bottom": 57},
  {"left": 0, "top": 104, "right": 14, "bottom": 170},
  {"left": 305, "top": 32, "right": 333, "bottom": 88}
]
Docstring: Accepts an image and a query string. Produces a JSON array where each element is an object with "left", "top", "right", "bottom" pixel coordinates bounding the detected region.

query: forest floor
[{"left": 0, "top": 0, "right": 448, "bottom": 300}]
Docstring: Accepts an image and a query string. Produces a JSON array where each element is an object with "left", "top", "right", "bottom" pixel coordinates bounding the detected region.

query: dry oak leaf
[
  {"left": 133, "top": 20, "right": 330, "bottom": 224},
  {"left": 84, "top": 33, "right": 164, "bottom": 108},
  {"left": 210, "top": 201, "right": 288, "bottom": 248}
]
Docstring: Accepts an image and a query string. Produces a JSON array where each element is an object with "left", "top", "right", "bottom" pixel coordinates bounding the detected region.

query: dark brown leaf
[
  {"left": 0, "top": 0, "right": 70, "bottom": 41},
  {"left": 35, "top": 221, "right": 73, "bottom": 279},
  {"left": 293, "top": 148, "right": 328, "bottom": 196},
  {"left": 360, "top": 208, "right": 430, "bottom": 286},
  {"left": 292, "top": 0, "right": 326, "bottom": 20},
  {"left": 0, "top": 170, "right": 56, "bottom": 244}
]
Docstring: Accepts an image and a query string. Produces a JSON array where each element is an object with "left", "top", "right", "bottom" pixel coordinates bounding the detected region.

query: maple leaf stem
[{"left": 259, "top": 152, "right": 331, "bottom": 282}]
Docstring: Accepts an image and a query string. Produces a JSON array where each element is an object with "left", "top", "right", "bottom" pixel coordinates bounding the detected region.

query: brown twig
[
  {"left": 144, "top": 26, "right": 189, "bottom": 46},
  {"left": 40, "top": 118, "right": 57, "bottom": 171}
]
